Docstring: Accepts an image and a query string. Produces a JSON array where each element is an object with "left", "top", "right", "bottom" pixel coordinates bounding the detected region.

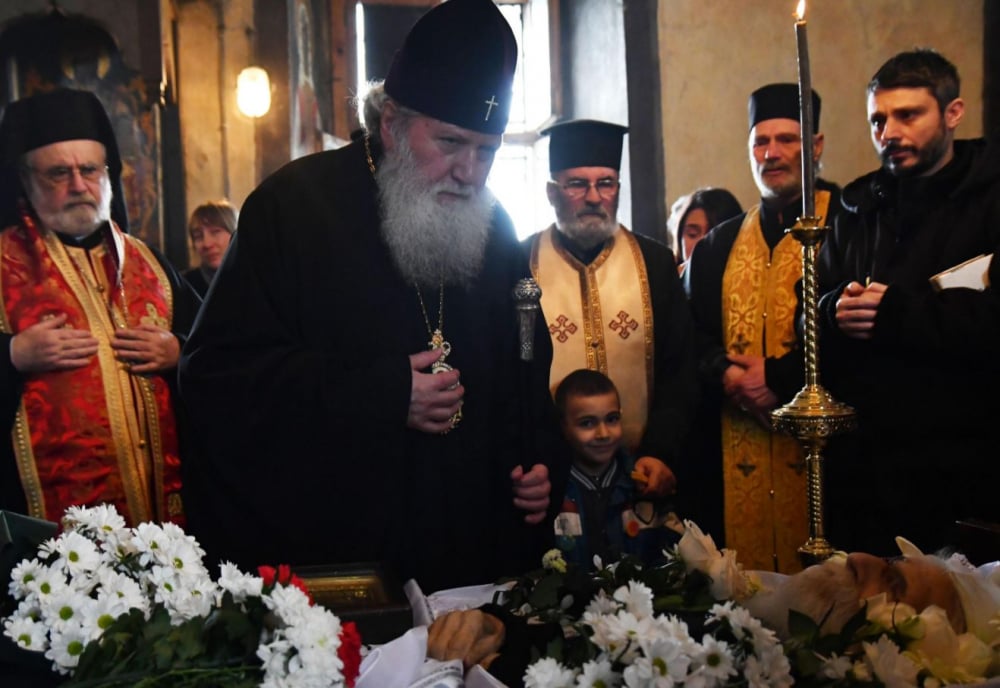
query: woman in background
[
  {"left": 184, "top": 200, "right": 238, "bottom": 298},
  {"left": 668, "top": 188, "right": 742, "bottom": 276}
]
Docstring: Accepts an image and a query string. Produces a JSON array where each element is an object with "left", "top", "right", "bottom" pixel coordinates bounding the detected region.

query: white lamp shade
[{"left": 237, "top": 66, "right": 271, "bottom": 118}]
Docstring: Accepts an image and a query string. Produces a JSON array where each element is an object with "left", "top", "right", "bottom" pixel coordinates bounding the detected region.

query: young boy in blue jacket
[{"left": 553, "top": 369, "right": 680, "bottom": 570}]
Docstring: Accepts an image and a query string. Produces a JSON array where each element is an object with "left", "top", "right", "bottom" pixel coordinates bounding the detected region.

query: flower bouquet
[
  {"left": 502, "top": 521, "right": 1000, "bottom": 688},
  {"left": 504, "top": 525, "right": 789, "bottom": 688},
  {"left": 2, "top": 504, "right": 362, "bottom": 687}
]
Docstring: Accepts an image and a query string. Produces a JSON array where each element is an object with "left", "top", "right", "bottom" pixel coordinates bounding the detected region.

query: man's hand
[
  {"left": 10, "top": 314, "right": 98, "bottom": 372},
  {"left": 510, "top": 463, "right": 550, "bottom": 524},
  {"left": 427, "top": 609, "right": 505, "bottom": 670},
  {"left": 723, "top": 354, "right": 779, "bottom": 427},
  {"left": 835, "top": 281, "right": 887, "bottom": 340},
  {"left": 406, "top": 348, "right": 464, "bottom": 434},
  {"left": 111, "top": 324, "right": 180, "bottom": 374},
  {"left": 632, "top": 456, "right": 676, "bottom": 497}
]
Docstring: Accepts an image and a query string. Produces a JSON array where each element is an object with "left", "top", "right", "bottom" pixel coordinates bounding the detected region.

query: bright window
[{"left": 491, "top": 1, "right": 554, "bottom": 240}]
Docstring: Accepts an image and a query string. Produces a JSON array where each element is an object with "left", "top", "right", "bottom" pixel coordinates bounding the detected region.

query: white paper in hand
[{"left": 929, "top": 253, "right": 992, "bottom": 291}]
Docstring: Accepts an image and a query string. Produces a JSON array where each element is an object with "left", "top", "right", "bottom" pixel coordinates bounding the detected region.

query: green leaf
[{"left": 788, "top": 608, "right": 821, "bottom": 643}]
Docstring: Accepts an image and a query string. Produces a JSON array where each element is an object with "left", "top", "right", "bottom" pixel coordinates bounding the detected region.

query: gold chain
[
  {"left": 363, "top": 134, "right": 376, "bottom": 176},
  {"left": 365, "top": 131, "right": 459, "bottom": 431},
  {"left": 415, "top": 281, "right": 445, "bottom": 339}
]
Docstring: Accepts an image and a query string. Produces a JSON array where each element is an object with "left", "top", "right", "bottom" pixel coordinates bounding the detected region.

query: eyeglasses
[
  {"left": 27, "top": 163, "right": 108, "bottom": 186},
  {"left": 558, "top": 178, "right": 620, "bottom": 200}
]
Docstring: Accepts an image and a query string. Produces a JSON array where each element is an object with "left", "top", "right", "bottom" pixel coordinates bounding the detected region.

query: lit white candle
[{"left": 795, "top": 0, "right": 815, "bottom": 217}]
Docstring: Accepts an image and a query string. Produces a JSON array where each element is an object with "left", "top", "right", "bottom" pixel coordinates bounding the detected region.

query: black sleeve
[
  {"left": 479, "top": 603, "right": 561, "bottom": 688},
  {"left": 635, "top": 236, "right": 700, "bottom": 467}
]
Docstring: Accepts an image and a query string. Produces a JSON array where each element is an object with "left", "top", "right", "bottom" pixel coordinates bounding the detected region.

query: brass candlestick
[{"left": 770, "top": 216, "right": 856, "bottom": 566}]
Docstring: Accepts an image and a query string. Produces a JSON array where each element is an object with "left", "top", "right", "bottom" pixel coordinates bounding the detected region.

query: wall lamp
[{"left": 236, "top": 66, "right": 271, "bottom": 118}]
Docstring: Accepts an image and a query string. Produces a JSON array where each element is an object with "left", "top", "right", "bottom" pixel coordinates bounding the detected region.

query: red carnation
[
  {"left": 338, "top": 621, "right": 362, "bottom": 688},
  {"left": 258, "top": 565, "right": 277, "bottom": 588}
]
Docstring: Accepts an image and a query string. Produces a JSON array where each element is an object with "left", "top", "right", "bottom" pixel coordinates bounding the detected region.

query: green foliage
[{"left": 66, "top": 593, "right": 265, "bottom": 688}]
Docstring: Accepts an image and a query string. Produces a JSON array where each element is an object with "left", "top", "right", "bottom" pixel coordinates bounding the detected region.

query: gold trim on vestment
[
  {"left": 719, "top": 192, "right": 831, "bottom": 573},
  {"left": 47, "top": 233, "right": 153, "bottom": 523},
  {"left": 0, "top": 234, "right": 47, "bottom": 519},
  {"left": 130, "top": 238, "right": 174, "bottom": 521},
  {"left": 530, "top": 225, "right": 653, "bottom": 451}
]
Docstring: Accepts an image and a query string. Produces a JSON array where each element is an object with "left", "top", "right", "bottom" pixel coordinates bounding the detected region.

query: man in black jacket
[{"left": 818, "top": 49, "right": 1000, "bottom": 555}]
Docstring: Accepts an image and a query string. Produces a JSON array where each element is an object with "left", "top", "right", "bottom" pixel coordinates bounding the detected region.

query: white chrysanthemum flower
[
  {"left": 265, "top": 584, "right": 314, "bottom": 626},
  {"left": 25, "top": 563, "right": 68, "bottom": 603},
  {"left": 257, "top": 636, "right": 295, "bottom": 681},
  {"left": 163, "top": 576, "right": 217, "bottom": 624},
  {"left": 285, "top": 606, "right": 344, "bottom": 680},
  {"left": 8, "top": 557, "right": 45, "bottom": 599},
  {"left": 613, "top": 581, "right": 654, "bottom": 620},
  {"left": 39, "top": 588, "right": 94, "bottom": 634},
  {"left": 651, "top": 615, "right": 694, "bottom": 646},
  {"left": 695, "top": 634, "right": 736, "bottom": 682},
  {"left": 44, "top": 624, "right": 90, "bottom": 674},
  {"left": 83, "top": 593, "right": 131, "bottom": 641},
  {"left": 864, "top": 635, "right": 920, "bottom": 688},
  {"left": 754, "top": 643, "right": 793, "bottom": 688},
  {"left": 742, "top": 655, "right": 771, "bottom": 688},
  {"left": 65, "top": 504, "right": 127, "bottom": 538},
  {"left": 95, "top": 568, "right": 147, "bottom": 610},
  {"left": 646, "top": 636, "right": 693, "bottom": 684},
  {"left": 54, "top": 531, "right": 102, "bottom": 576},
  {"left": 132, "top": 522, "right": 171, "bottom": 566},
  {"left": 145, "top": 565, "right": 192, "bottom": 615},
  {"left": 575, "top": 657, "right": 619, "bottom": 687},
  {"left": 598, "top": 611, "right": 655, "bottom": 664},
  {"left": 525, "top": 656, "right": 577, "bottom": 688},
  {"left": 160, "top": 537, "right": 209, "bottom": 581},
  {"left": 818, "top": 652, "right": 853, "bottom": 679},
  {"left": 585, "top": 589, "right": 620, "bottom": 616},
  {"left": 3, "top": 615, "right": 49, "bottom": 651},
  {"left": 217, "top": 561, "right": 263, "bottom": 603}
]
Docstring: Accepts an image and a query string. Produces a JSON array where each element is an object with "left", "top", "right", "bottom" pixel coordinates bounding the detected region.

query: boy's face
[{"left": 562, "top": 391, "right": 623, "bottom": 472}]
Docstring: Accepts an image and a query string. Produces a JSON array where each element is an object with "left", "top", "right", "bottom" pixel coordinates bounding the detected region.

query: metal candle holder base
[{"left": 771, "top": 216, "right": 857, "bottom": 566}]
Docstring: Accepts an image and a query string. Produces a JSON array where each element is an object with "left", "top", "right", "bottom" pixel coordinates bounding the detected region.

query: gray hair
[{"left": 358, "top": 81, "right": 421, "bottom": 148}]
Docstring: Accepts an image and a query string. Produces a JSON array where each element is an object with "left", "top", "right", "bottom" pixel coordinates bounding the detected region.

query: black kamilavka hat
[
  {"left": 542, "top": 119, "right": 629, "bottom": 173},
  {"left": 384, "top": 0, "right": 518, "bottom": 136},
  {"left": 748, "top": 82, "right": 821, "bottom": 133},
  {"left": 0, "top": 88, "right": 128, "bottom": 231}
]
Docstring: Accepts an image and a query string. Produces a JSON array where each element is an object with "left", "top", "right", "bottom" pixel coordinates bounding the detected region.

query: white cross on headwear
[{"left": 484, "top": 95, "right": 499, "bottom": 121}]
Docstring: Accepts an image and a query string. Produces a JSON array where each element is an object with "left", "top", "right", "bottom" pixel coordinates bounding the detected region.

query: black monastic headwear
[
  {"left": 0, "top": 88, "right": 128, "bottom": 231},
  {"left": 541, "top": 119, "right": 629, "bottom": 173},
  {"left": 747, "top": 82, "right": 822, "bottom": 133},
  {"left": 384, "top": 0, "right": 518, "bottom": 136}
]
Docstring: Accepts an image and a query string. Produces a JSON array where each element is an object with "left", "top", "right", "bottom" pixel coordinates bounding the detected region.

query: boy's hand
[{"left": 633, "top": 456, "right": 676, "bottom": 497}]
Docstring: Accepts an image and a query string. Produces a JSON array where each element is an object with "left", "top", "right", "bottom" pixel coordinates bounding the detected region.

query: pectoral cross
[
  {"left": 484, "top": 95, "right": 499, "bottom": 121},
  {"left": 429, "top": 329, "right": 453, "bottom": 374}
]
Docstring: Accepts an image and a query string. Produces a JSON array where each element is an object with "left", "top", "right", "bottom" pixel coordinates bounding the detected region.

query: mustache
[
  {"left": 432, "top": 181, "right": 474, "bottom": 198},
  {"left": 880, "top": 142, "right": 916, "bottom": 158},
  {"left": 761, "top": 162, "right": 789, "bottom": 173}
]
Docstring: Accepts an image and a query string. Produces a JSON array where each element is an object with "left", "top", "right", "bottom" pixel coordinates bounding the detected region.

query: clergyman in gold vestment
[{"left": 683, "top": 84, "right": 841, "bottom": 572}]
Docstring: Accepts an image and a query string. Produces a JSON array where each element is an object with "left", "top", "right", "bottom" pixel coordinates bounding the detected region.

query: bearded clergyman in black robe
[{"left": 178, "top": 0, "right": 565, "bottom": 594}]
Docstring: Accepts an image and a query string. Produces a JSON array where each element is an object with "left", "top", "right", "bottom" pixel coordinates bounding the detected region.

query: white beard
[
  {"left": 32, "top": 175, "right": 113, "bottom": 238},
  {"left": 557, "top": 214, "right": 617, "bottom": 251},
  {"left": 376, "top": 136, "right": 494, "bottom": 289},
  {"left": 742, "top": 559, "right": 863, "bottom": 639}
]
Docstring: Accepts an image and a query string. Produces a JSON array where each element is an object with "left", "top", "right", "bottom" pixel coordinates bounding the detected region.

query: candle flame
[{"left": 795, "top": 0, "right": 806, "bottom": 21}]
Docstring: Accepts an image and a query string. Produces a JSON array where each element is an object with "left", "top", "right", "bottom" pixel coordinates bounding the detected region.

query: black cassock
[{"left": 178, "top": 138, "right": 564, "bottom": 593}]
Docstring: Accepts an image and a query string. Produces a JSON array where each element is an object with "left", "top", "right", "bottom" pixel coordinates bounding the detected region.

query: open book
[{"left": 929, "top": 253, "right": 993, "bottom": 291}]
